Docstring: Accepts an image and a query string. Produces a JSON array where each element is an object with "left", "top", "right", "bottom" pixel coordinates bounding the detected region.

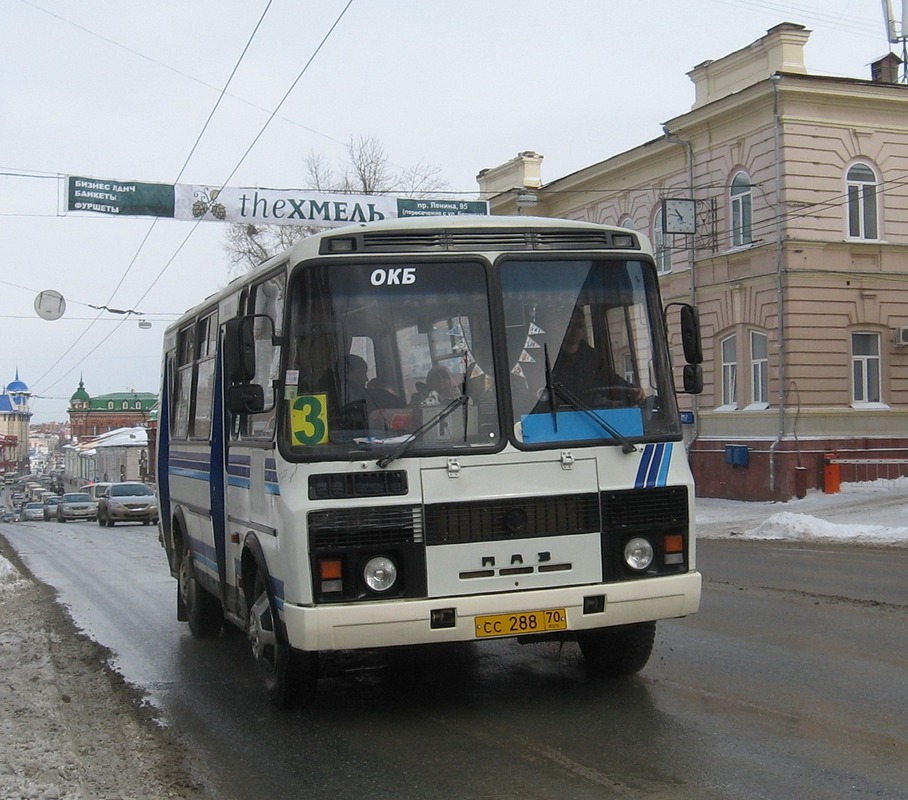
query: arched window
[
  {"left": 619, "top": 217, "right": 636, "bottom": 231},
  {"left": 730, "top": 172, "right": 752, "bottom": 247},
  {"left": 846, "top": 163, "right": 878, "bottom": 239},
  {"left": 652, "top": 212, "right": 670, "bottom": 273}
]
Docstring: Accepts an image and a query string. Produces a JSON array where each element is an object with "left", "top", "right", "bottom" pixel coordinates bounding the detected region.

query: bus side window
[{"left": 246, "top": 273, "right": 285, "bottom": 439}]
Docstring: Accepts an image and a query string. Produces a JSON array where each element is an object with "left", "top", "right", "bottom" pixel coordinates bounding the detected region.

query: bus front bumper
[{"left": 280, "top": 571, "right": 701, "bottom": 652}]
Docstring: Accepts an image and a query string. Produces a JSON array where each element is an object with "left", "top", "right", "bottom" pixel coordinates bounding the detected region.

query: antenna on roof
[{"left": 881, "top": 0, "right": 908, "bottom": 81}]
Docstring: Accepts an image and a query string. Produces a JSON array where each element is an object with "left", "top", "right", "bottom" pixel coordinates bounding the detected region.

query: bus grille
[
  {"left": 600, "top": 486, "right": 689, "bottom": 531},
  {"left": 309, "top": 505, "right": 423, "bottom": 549},
  {"left": 320, "top": 229, "right": 638, "bottom": 254},
  {"left": 424, "top": 494, "right": 600, "bottom": 545}
]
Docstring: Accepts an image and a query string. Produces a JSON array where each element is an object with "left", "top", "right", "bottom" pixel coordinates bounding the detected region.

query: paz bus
[{"left": 158, "top": 214, "right": 704, "bottom": 707}]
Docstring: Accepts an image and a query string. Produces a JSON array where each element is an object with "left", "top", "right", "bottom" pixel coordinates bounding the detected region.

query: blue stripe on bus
[
  {"left": 227, "top": 454, "right": 251, "bottom": 478},
  {"left": 657, "top": 443, "right": 672, "bottom": 486},
  {"left": 635, "top": 443, "right": 673, "bottom": 489},
  {"left": 634, "top": 445, "right": 654, "bottom": 488},
  {"left": 188, "top": 535, "right": 218, "bottom": 573},
  {"left": 264, "top": 457, "right": 280, "bottom": 495},
  {"left": 269, "top": 574, "right": 285, "bottom": 609},
  {"left": 646, "top": 443, "right": 665, "bottom": 487},
  {"left": 170, "top": 458, "right": 209, "bottom": 471},
  {"left": 169, "top": 467, "right": 210, "bottom": 482}
]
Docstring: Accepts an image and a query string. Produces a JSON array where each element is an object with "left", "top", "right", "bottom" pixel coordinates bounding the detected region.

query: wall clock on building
[{"left": 662, "top": 198, "right": 697, "bottom": 234}]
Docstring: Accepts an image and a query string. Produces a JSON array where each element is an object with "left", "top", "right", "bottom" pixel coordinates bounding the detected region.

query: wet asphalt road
[{"left": 2, "top": 520, "right": 906, "bottom": 800}]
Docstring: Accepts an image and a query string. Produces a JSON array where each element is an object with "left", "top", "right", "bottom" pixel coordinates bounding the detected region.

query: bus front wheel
[
  {"left": 247, "top": 569, "right": 318, "bottom": 709},
  {"left": 578, "top": 621, "right": 656, "bottom": 678},
  {"left": 178, "top": 541, "right": 223, "bottom": 637}
]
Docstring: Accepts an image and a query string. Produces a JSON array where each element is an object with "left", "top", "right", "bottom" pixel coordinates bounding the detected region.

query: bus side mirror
[
  {"left": 683, "top": 364, "right": 703, "bottom": 394},
  {"left": 224, "top": 317, "right": 256, "bottom": 383},
  {"left": 227, "top": 383, "right": 265, "bottom": 414},
  {"left": 680, "top": 305, "right": 703, "bottom": 365}
]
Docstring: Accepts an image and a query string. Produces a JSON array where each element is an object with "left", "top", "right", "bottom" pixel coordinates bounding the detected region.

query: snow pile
[
  {"left": 0, "top": 553, "right": 24, "bottom": 591},
  {"left": 697, "top": 483, "right": 908, "bottom": 547},
  {"left": 745, "top": 512, "right": 908, "bottom": 546}
]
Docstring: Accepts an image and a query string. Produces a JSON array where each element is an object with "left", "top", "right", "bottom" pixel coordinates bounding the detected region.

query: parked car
[
  {"left": 56, "top": 492, "right": 98, "bottom": 522},
  {"left": 97, "top": 482, "right": 158, "bottom": 527},
  {"left": 42, "top": 495, "right": 62, "bottom": 521},
  {"left": 21, "top": 501, "right": 45, "bottom": 522}
]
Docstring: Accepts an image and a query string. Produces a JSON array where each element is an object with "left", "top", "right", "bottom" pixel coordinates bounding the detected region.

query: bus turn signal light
[
  {"left": 319, "top": 558, "right": 343, "bottom": 594},
  {"left": 663, "top": 534, "right": 685, "bottom": 566}
]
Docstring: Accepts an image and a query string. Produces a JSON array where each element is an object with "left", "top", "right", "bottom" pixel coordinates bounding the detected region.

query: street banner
[
  {"left": 65, "top": 176, "right": 487, "bottom": 227},
  {"left": 67, "top": 177, "right": 174, "bottom": 217}
]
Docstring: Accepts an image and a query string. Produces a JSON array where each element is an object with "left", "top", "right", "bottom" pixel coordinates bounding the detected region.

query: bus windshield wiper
[
  {"left": 549, "top": 382, "right": 638, "bottom": 455},
  {"left": 376, "top": 395, "right": 468, "bottom": 468}
]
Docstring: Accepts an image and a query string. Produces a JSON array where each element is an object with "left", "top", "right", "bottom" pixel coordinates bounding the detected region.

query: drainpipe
[
  {"left": 662, "top": 125, "right": 699, "bottom": 450},
  {"left": 768, "top": 74, "right": 786, "bottom": 495}
]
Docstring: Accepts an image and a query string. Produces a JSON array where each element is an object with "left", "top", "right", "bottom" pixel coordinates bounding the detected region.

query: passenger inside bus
[
  {"left": 325, "top": 354, "right": 407, "bottom": 436},
  {"left": 551, "top": 308, "right": 645, "bottom": 407},
  {"left": 415, "top": 365, "right": 461, "bottom": 406}
]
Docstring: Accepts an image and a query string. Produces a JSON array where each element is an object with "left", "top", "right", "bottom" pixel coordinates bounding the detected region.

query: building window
[
  {"left": 852, "top": 332, "right": 881, "bottom": 403},
  {"left": 652, "top": 212, "right": 670, "bottom": 273},
  {"left": 730, "top": 171, "right": 752, "bottom": 247},
  {"left": 750, "top": 331, "right": 768, "bottom": 405},
  {"left": 846, "top": 163, "right": 878, "bottom": 239},
  {"left": 619, "top": 217, "right": 636, "bottom": 230},
  {"left": 721, "top": 334, "right": 737, "bottom": 407}
]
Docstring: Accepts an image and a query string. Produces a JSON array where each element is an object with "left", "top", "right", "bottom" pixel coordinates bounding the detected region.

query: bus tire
[
  {"left": 578, "top": 621, "right": 656, "bottom": 678},
  {"left": 178, "top": 540, "right": 223, "bottom": 637},
  {"left": 247, "top": 568, "right": 318, "bottom": 709}
]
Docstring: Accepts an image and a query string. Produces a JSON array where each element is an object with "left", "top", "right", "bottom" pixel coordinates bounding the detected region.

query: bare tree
[{"left": 224, "top": 135, "right": 448, "bottom": 274}]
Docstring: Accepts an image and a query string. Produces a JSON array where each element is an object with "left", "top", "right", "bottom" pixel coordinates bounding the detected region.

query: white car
[
  {"left": 21, "top": 502, "right": 44, "bottom": 522},
  {"left": 57, "top": 492, "right": 98, "bottom": 522},
  {"left": 97, "top": 482, "right": 158, "bottom": 527}
]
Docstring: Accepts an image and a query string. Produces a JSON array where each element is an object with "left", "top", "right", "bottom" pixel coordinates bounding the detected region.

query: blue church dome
[{"left": 6, "top": 368, "right": 29, "bottom": 394}]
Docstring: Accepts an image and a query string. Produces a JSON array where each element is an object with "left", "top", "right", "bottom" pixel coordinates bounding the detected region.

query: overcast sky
[{"left": 0, "top": 0, "right": 892, "bottom": 423}]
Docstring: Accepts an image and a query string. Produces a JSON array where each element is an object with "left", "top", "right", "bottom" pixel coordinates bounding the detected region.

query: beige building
[
  {"left": 0, "top": 371, "right": 32, "bottom": 473},
  {"left": 479, "top": 24, "right": 908, "bottom": 501}
]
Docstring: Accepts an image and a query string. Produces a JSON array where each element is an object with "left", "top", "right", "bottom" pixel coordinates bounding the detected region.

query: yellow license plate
[{"left": 474, "top": 608, "right": 567, "bottom": 639}]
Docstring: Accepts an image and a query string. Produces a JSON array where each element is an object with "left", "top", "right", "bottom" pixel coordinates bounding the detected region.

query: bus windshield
[
  {"left": 502, "top": 258, "right": 679, "bottom": 444},
  {"left": 282, "top": 259, "right": 500, "bottom": 458}
]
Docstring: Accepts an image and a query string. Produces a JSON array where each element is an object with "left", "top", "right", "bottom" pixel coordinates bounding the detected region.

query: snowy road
[{"left": 2, "top": 487, "right": 907, "bottom": 799}]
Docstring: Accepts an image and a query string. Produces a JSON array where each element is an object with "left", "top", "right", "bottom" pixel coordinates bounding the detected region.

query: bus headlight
[
  {"left": 363, "top": 556, "right": 399, "bottom": 593},
  {"left": 623, "top": 537, "right": 654, "bottom": 571}
]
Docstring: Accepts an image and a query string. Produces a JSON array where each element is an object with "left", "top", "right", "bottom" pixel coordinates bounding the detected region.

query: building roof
[
  {"left": 78, "top": 426, "right": 148, "bottom": 452},
  {"left": 5, "top": 368, "right": 29, "bottom": 394},
  {"left": 70, "top": 378, "right": 90, "bottom": 403}
]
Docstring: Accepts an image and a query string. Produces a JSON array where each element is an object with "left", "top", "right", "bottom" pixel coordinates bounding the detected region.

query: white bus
[{"left": 158, "top": 215, "right": 704, "bottom": 707}]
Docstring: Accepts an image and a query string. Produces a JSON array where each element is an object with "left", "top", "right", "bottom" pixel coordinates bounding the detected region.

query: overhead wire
[
  {"left": 11, "top": 0, "right": 895, "bottom": 406},
  {"left": 30, "top": 0, "right": 278, "bottom": 396},
  {"left": 31, "top": 0, "right": 356, "bottom": 401}
]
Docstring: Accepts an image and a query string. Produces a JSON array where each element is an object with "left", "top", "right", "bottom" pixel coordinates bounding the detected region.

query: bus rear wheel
[
  {"left": 178, "top": 541, "right": 223, "bottom": 637},
  {"left": 247, "top": 569, "right": 318, "bottom": 709},
  {"left": 578, "top": 621, "right": 656, "bottom": 678}
]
